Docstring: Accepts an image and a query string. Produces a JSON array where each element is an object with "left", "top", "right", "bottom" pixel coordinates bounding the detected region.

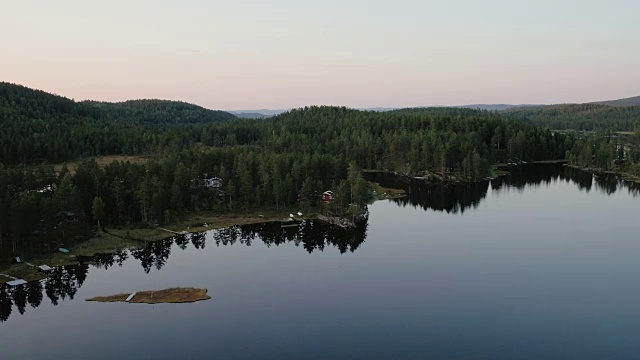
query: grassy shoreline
[
  {"left": 371, "top": 182, "right": 406, "bottom": 199},
  {"left": 0, "top": 209, "right": 310, "bottom": 283},
  {"left": 0, "top": 182, "right": 406, "bottom": 283}
]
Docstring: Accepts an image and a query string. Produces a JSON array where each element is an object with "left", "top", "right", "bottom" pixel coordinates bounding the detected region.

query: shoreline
[
  {"left": 0, "top": 196, "right": 401, "bottom": 283},
  {"left": 0, "top": 211, "right": 306, "bottom": 283},
  {"left": 567, "top": 164, "right": 640, "bottom": 184},
  {"left": 368, "top": 160, "right": 568, "bottom": 185}
]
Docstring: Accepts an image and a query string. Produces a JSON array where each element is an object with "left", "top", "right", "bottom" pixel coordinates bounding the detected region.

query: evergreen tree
[{"left": 92, "top": 197, "right": 106, "bottom": 228}]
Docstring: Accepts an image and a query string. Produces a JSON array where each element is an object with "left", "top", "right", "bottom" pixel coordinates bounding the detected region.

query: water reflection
[
  {"left": 0, "top": 265, "right": 88, "bottom": 321},
  {"left": 367, "top": 164, "right": 640, "bottom": 213},
  {"left": 212, "top": 220, "right": 368, "bottom": 254},
  {"left": 0, "top": 218, "right": 368, "bottom": 322},
  {"left": 131, "top": 238, "right": 174, "bottom": 274},
  {"left": 90, "top": 250, "right": 129, "bottom": 270},
  {"left": 499, "top": 164, "right": 640, "bottom": 196}
]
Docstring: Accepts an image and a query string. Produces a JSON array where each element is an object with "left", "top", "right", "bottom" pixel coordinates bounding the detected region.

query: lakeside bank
[{"left": 0, "top": 181, "right": 406, "bottom": 283}]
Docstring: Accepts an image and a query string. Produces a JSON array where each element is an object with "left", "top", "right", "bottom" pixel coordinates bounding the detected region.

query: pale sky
[{"left": 1, "top": 0, "right": 638, "bottom": 110}]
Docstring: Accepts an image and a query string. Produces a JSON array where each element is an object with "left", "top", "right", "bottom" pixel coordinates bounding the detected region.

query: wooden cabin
[{"left": 323, "top": 190, "right": 335, "bottom": 203}]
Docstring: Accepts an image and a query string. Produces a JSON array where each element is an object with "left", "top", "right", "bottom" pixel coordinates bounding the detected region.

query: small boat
[{"left": 58, "top": 248, "right": 70, "bottom": 253}]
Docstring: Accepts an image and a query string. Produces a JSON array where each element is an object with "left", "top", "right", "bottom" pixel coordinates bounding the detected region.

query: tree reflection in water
[
  {"left": 366, "top": 164, "right": 639, "bottom": 214},
  {"left": 0, "top": 216, "right": 368, "bottom": 322},
  {"left": 1, "top": 264, "right": 88, "bottom": 321},
  {"left": 2, "top": 164, "right": 638, "bottom": 322},
  {"left": 131, "top": 238, "right": 174, "bottom": 274},
  {"left": 83, "top": 250, "right": 129, "bottom": 270}
]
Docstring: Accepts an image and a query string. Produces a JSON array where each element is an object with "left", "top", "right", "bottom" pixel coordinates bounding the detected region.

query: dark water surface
[{"left": 2, "top": 165, "right": 640, "bottom": 359}]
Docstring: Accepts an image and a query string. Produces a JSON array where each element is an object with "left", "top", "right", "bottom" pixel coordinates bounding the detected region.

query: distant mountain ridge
[
  {"left": 230, "top": 95, "right": 640, "bottom": 117},
  {"left": 455, "top": 104, "right": 543, "bottom": 111},
  {"left": 229, "top": 104, "right": 547, "bottom": 116},
  {"left": 231, "top": 112, "right": 270, "bottom": 119},
  {"left": 230, "top": 109, "right": 287, "bottom": 118}
]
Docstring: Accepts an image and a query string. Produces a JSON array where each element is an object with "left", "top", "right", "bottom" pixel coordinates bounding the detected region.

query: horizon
[
  {"left": 4, "top": 81, "right": 638, "bottom": 113},
  {"left": 2, "top": 1, "right": 639, "bottom": 109}
]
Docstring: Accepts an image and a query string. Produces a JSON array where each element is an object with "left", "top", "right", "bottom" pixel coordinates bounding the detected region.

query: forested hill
[
  {"left": 0, "top": 82, "right": 235, "bottom": 125},
  {"left": 593, "top": 96, "right": 640, "bottom": 107},
  {"left": 83, "top": 100, "right": 236, "bottom": 125},
  {"left": 0, "top": 82, "right": 89, "bottom": 119},
  {"left": 263, "top": 106, "right": 570, "bottom": 174},
  {"left": 0, "top": 82, "right": 235, "bottom": 164},
  {"left": 506, "top": 103, "right": 640, "bottom": 131}
]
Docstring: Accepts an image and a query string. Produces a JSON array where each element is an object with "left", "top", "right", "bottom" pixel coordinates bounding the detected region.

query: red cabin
[{"left": 322, "top": 190, "right": 335, "bottom": 203}]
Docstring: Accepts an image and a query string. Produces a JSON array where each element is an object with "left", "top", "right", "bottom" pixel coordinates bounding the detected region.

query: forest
[
  {"left": 506, "top": 103, "right": 640, "bottom": 131},
  {"left": 504, "top": 102, "right": 640, "bottom": 175},
  {"left": 0, "top": 82, "right": 612, "bottom": 261},
  {"left": 0, "top": 82, "right": 234, "bottom": 164},
  {"left": 564, "top": 132, "right": 640, "bottom": 175}
]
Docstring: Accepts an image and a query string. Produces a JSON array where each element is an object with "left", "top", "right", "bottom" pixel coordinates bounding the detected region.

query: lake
[{"left": 2, "top": 165, "right": 639, "bottom": 359}]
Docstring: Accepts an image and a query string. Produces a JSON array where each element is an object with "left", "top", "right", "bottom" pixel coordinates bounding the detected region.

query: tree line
[{"left": 565, "top": 132, "right": 640, "bottom": 175}]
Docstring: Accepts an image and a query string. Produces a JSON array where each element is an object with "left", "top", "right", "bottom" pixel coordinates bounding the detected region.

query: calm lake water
[{"left": 2, "top": 165, "right": 640, "bottom": 359}]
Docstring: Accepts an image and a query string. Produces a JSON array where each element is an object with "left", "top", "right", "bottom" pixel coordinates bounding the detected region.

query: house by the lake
[
  {"left": 203, "top": 177, "right": 222, "bottom": 189},
  {"left": 323, "top": 190, "right": 335, "bottom": 203}
]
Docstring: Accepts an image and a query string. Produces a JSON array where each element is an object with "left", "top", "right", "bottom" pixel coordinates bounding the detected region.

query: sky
[{"left": 1, "top": 0, "right": 639, "bottom": 110}]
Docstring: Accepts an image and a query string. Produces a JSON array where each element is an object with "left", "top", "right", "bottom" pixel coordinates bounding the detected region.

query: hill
[
  {"left": 592, "top": 96, "right": 640, "bottom": 107},
  {"left": 0, "top": 82, "right": 235, "bottom": 164},
  {"left": 0, "top": 82, "right": 90, "bottom": 119},
  {"left": 456, "top": 104, "right": 542, "bottom": 111},
  {"left": 0, "top": 82, "right": 235, "bottom": 125},
  {"left": 84, "top": 99, "right": 235, "bottom": 124},
  {"left": 506, "top": 103, "right": 640, "bottom": 131}
]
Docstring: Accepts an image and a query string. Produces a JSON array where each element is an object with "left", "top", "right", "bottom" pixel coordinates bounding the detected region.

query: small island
[{"left": 87, "top": 287, "right": 211, "bottom": 304}]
